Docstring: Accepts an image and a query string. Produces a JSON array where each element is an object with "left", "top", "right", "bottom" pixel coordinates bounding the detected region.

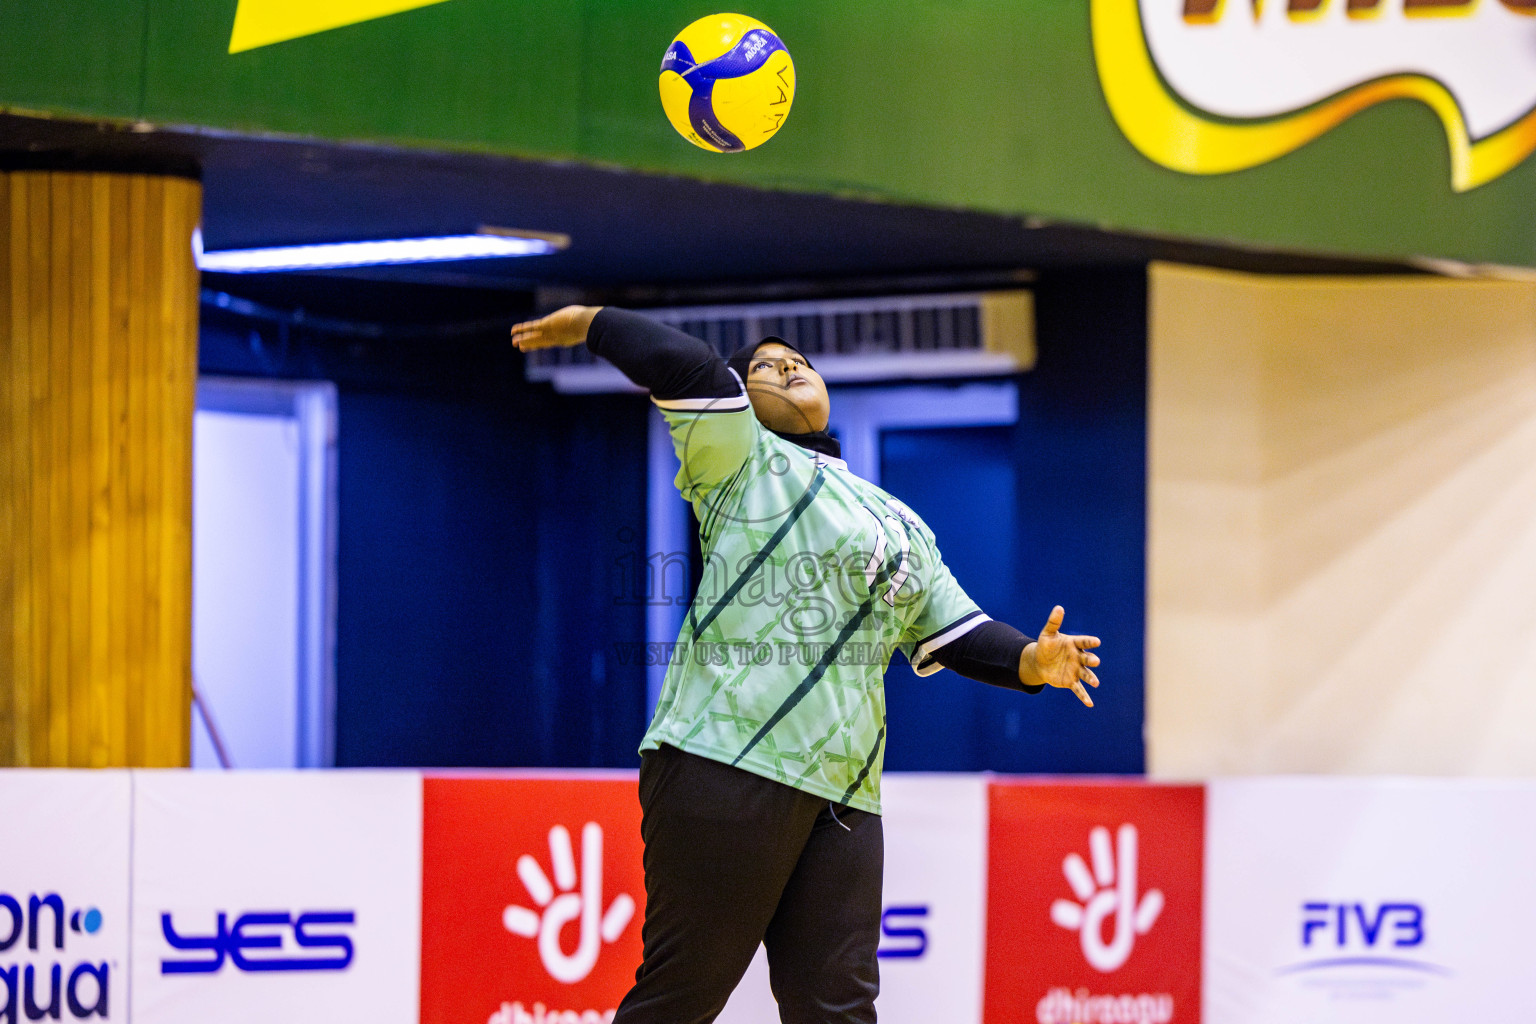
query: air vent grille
[{"left": 525, "top": 291, "right": 1032, "bottom": 392}]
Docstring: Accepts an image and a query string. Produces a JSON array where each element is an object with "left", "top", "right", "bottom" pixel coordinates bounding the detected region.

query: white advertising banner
[
  {"left": 130, "top": 771, "right": 423, "bottom": 1024},
  {"left": 717, "top": 773, "right": 988, "bottom": 1024},
  {"left": 0, "top": 772, "right": 130, "bottom": 1024},
  {"left": 1205, "top": 778, "right": 1536, "bottom": 1024},
  {"left": 877, "top": 774, "right": 988, "bottom": 1022}
]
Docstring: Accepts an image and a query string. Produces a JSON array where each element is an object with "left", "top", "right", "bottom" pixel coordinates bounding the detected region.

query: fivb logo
[
  {"left": 1048, "top": 824, "right": 1164, "bottom": 972},
  {"left": 1283, "top": 900, "right": 1449, "bottom": 979},
  {"left": 502, "top": 824, "right": 636, "bottom": 984},
  {"left": 1094, "top": 0, "right": 1536, "bottom": 190}
]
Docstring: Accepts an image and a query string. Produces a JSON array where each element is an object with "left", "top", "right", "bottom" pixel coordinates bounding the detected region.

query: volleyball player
[{"left": 511, "top": 306, "right": 1100, "bottom": 1024}]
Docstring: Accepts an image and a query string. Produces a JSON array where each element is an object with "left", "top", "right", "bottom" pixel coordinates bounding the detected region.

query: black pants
[{"left": 612, "top": 745, "right": 883, "bottom": 1024}]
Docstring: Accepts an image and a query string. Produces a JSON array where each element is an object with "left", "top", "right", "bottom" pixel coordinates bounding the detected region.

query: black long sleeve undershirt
[
  {"left": 586, "top": 306, "right": 1042, "bottom": 695},
  {"left": 930, "top": 620, "right": 1043, "bottom": 693},
  {"left": 586, "top": 307, "right": 740, "bottom": 401}
]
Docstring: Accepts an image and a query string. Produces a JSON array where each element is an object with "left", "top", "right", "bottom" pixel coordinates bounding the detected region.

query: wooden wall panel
[
  {"left": 0, "top": 173, "right": 12, "bottom": 763},
  {"left": 1148, "top": 262, "right": 1536, "bottom": 777},
  {"left": 0, "top": 170, "right": 200, "bottom": 767}
]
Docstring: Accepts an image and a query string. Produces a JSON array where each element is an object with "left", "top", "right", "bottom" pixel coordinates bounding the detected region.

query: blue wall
[
  {"left": 199, "top": 307, "right": 650, "bottom": 768},
  {"left": 881, "top": 268, "right": 1147, "bottom": 773},
  {"left": 331, "top": 390, "right": 648, "bottom": 767}
]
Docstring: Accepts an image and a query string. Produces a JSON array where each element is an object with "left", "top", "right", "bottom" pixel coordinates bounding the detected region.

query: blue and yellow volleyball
[{"left": 659, "top": 13, "right": 795, "bottom": 153}]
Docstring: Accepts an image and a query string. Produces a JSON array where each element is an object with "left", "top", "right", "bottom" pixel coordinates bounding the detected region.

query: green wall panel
[
  {"left": 5, "top": 0, "right": 1534, "bottom": 267},
  {"left": 141, "top": 0, "right": 585, "bottom": 154},
  {"left": 0, "top": 0, "right": 147, "bottom": 120}
]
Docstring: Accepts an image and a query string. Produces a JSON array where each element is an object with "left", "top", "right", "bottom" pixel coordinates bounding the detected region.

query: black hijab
[{"left": 725, "top": 338, "right": 841, "bottom": 460}]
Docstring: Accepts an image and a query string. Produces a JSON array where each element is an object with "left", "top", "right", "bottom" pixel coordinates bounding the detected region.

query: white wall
[{"left": 1148, "top": 263, "right": 1536, "bottom": 776}]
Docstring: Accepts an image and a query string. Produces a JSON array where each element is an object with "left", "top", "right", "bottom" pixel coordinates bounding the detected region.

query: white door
[{"left": 192, "top": 377, "right": 337, "bottom": 768}]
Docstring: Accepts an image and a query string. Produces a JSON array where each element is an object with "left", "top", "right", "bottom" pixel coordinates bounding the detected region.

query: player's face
[{"left": 744, "top": 342, "right": 830, "bottom": 434}]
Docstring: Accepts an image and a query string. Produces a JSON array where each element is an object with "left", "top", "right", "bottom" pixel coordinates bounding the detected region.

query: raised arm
[
  {"left": 512, "top": 305, "right": 739, "bottom": 401},
  {"left": 515, "top": 306, "right": 757, "bottom": 508}
]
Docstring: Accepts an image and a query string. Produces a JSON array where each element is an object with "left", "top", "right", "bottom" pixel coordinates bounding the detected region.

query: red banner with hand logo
[
  {"left": 986, "top": 782, "right": 1204, "bottom": 1024},
  {"left": 421, "top": 776, "right": 645, "bottom": 1024}
]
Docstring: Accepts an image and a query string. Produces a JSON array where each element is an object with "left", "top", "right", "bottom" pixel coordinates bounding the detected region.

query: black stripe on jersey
[
  {"left": 731, "top": 598, "right": 875, "bottom": 769},
  {"left": 841, "top": 725, "right": 886, "bottom": 805},
  {"left": 690, "top": 469, "right": 826, "bottom": 639},
  {"left": 733, "top": 535, "right": 904, "bottom": 769}
]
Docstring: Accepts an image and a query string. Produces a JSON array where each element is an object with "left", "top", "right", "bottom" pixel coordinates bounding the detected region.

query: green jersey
[{"left": 640, "top": 385, "right": 989, "bottom": 813}]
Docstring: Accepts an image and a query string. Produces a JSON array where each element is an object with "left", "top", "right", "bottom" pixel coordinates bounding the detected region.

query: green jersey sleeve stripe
[
  {"left": 911, "top": 611, "right": 991, "bottom": 673},
  {"left": 652, "top": 393, "right": 751, "bottom": 412},
  {"left": 841, "top": 725, "right": 886, "bottom": 804},
  {"left": 689, "top": 469, "right": 827, "bottom": 638},
  {"left": 732, "top": 597, "right": 876, "bottom": 767}
]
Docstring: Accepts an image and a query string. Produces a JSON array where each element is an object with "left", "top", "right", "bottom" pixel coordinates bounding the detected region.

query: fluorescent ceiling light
[{"left": 193, "top": 226, "right": 568, "bottom": 273}]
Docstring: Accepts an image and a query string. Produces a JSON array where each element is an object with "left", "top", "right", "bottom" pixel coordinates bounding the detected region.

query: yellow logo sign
[
  {"left": 229, "top": 0, "right": 457, "bottom": 53},
  {"left": 1092, "top": 0, "right": 1536, "bottom": 191}
]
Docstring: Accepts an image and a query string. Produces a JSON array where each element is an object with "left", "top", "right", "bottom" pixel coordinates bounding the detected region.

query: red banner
[
  {"left": 421, "top": 776, "right": 645, "bottom": 1024},
  {"left": 986, "top": 782, "right": 1204, "bottom": 1024}
]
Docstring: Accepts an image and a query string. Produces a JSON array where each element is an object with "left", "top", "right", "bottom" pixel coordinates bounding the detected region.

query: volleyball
[{"left": 659, "top": 13, "right": 795, "bottom": 153}]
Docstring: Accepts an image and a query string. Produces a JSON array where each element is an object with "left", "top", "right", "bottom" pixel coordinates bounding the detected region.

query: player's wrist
[
  {"left": 569, "top": 304, "right": 603, "bottom": 343},
  {"left": 1017, "top": 642, "right": 1044, "bottom": 688}
]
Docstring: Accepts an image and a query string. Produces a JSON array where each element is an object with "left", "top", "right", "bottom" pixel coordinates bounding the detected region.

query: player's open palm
[
  {"left": 511, "top": 304, "right": 601, "bottom": 352},
  {"left": 1020, "top": 605, "right": 1100, "bottom": 707}
]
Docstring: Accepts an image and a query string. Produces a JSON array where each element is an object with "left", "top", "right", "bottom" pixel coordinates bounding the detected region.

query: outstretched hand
[
  {"left": 511, "top": 305, "right": 602, "bottom": 352},
  {"left": 1018, "top": 605, "right": 1100, "bottom": 707}
]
